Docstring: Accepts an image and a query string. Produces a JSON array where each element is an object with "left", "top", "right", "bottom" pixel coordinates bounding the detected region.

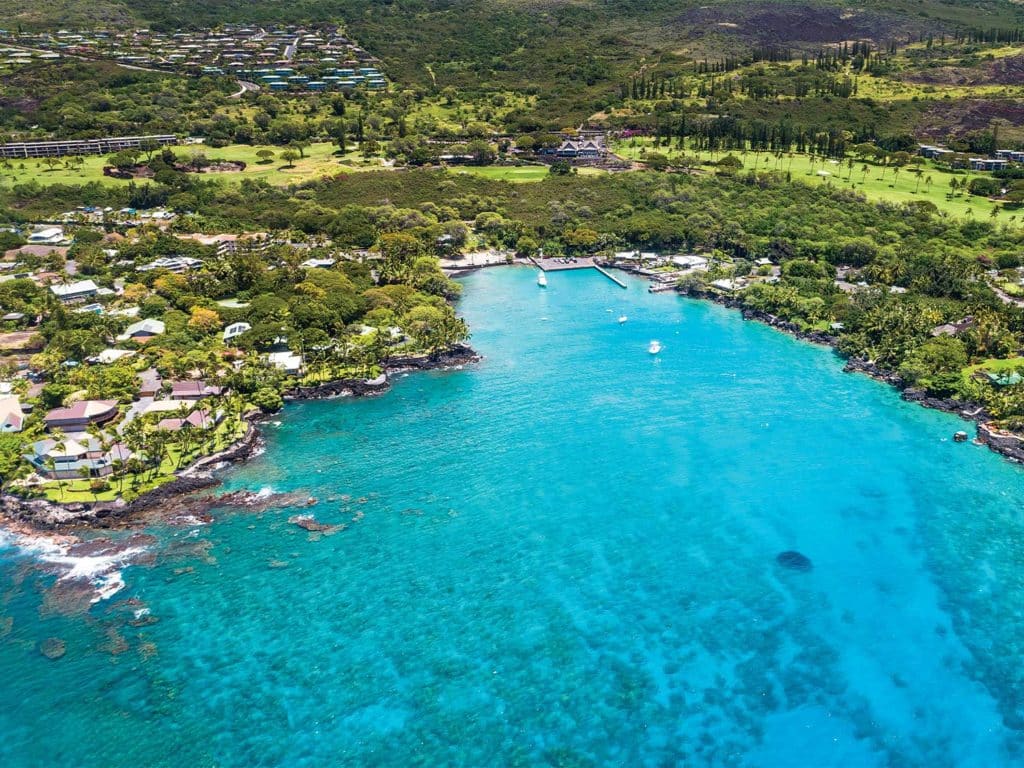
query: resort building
[
  {"left": 555, "top": 139, "right": 606, "bottom": 159},
  {"left": 918, "top": 144, "right": 953, "bottom": 160},
  {"left": 0, "top": 134, "right": 176, "bottom": 159},
  {"left": 969, "top": 157, "right": 1009, "bottom": 171}
]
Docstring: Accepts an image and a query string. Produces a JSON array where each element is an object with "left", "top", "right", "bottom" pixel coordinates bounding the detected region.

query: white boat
[
  {"left": 618, "top": 315, "right": 628, "bottom": 324},
  {"left": 537, "top": 272, "right": 547, "bottom": 287},
  {"left": 648, "top": 340, "right": 662, "bottom": 354}
]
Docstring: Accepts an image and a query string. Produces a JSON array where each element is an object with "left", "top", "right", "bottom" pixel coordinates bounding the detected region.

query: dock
[{"left": 531, "top": 256, "right": 628, "bottom": 289}]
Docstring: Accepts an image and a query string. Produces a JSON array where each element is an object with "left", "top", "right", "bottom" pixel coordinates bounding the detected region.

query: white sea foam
[{"left": 0, "top": 526, "right": 148, "bottom": 603}]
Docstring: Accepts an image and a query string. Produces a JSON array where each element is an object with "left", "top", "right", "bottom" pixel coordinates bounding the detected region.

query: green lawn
[
  {"left": 454, "top": 166, "right": 550, "bottom": 182},
  {"left": 39, "top": 420, "right": 247, "bottom": 503},
  {"left": 613, "top": 139, "right": 1020, "bottom": 223},
  {"left": 453, "top": 165, "right": 605, "bottom": 183},
  {"left": 0, "top": 142, "right": 388, "bottom": 189}
]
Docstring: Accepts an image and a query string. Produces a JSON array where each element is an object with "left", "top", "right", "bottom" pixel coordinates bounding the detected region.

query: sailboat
[
  {"left": 537, "top": 272, "right": 547, "bottom": 287},
  {"left": 648, "top": 340, "right": 662, "bottom": 354},
  {"left": 618, "top": 315, "right": 628, "bottom": 324}
]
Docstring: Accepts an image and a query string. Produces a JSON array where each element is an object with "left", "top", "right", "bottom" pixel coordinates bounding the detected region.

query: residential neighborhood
[{"left": 0, "top": 24, "right": 388, "bottom": 94}]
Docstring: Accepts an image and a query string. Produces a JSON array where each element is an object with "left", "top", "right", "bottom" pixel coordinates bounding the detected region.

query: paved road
[
  {"left": 229, "top": 80, "right": 260, "bottom": 98},
  {"left": 993, "top": 284, "right": 1024, "bottom": 307}
]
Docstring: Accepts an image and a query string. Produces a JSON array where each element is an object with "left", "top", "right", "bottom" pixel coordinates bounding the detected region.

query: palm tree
[
  {"left": 48, "top": 429, "right": 67, "bottom": 499},
  {"left": 79, "top": 465, "right": 97, "bottom": 501},
  {"left": 44, "top": 457, "right": 63, "bottom": 499},
  {"left": 111, "top": 458, "right": 126, "bottom": 495}
]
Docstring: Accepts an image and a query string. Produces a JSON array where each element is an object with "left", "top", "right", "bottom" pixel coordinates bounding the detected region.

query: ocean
[{"left": 2, "top": 267, "right": 1023, "bottom": 767}]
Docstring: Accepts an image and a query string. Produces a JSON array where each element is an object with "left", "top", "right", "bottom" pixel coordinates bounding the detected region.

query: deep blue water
[{"left": 3, "top": 267, "right": 1024, "bottom": 767}]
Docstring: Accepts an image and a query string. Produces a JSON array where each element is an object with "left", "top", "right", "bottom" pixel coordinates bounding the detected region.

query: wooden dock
[{"left": 531, "top": 257, "right": 628, "bottom": 289}]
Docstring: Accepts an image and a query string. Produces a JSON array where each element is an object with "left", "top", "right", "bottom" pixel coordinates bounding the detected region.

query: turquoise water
[{"left": 3, "top": 267, "right": 1024, "bottom": 767}]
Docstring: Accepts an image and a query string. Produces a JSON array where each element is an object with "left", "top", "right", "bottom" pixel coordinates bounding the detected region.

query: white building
[
  {"left": 27, "top": 227, "right": 65, "bottom": 245},
  {"left": 0, "top": 395, "right": 25, "bottom": 432},
  {"left": 222, "top": 321, "right": 252, "bottom": 341},
  {"left": 266, "top": 350, "right": 302, "bottom": 375},
  {"left": 137, "top": 256, "right": 203, "bottom": 273},
  {"left": 50, "top": 279, "right": 99, "bottom": 303},
  {"left": 117, "top": 318, "right": 166, "bottom": 342}
]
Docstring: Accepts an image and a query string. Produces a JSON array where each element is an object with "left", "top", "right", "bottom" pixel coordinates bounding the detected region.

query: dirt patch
[
  {"left": 0, "top": 330, "right": 41, "bottom": 352},
  {"left": 673, "top": 2, "right": 937, "bottom": 47},
  {"left": 906, "top": 54, "right": 1024, "bottom": 86},
  {"left": 917, "top": 99, "right": 1024, "bottom": 140}
]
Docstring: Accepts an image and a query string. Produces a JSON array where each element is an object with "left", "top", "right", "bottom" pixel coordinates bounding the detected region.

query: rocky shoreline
[
  {"left": 0, "top": 344, "right": 480, "bottom": 535},
  {"left": 283, "top": 343, "right": 479, "bottom": 400},
  {"left": 675, "top": 283, "right": 1024, "bottom": 464}
]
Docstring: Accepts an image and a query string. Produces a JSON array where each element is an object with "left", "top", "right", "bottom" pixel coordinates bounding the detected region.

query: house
[
  {"left": 43, "top": 399, "right": 118, "bottom": 430},
  {"left": 143, "top": 399, "right": 188, "bottom": 416},
  {"left": 710, "top": 278, "right": 744, "bottom": 292},
  {"left": 300, "top": 258, "right": 335, "bottom": 269},
  {"left": 24, "top": 436, "right": 134, "bottom": 479},
  {"left": 266, "top": 350, "right": 302, "bottom": 374},
  {"left": 0, "top": 395, "right": 24, "bottom": 432},
  {"left": 117, "top": 318, "right": 165, "bottom": 342},
  {"left": 137, "top": 368, "right": 162, "bottom": 398},
  {"left": 671, "top": 255, "right": 709, "bottom": 269},
  {"left": 157, "top": 408, "right": 216, "bottom": 431},
  {"left": 168, "top": 379, "right": 223, "bottom": 400},
  {"left": 95, "top": 348, "right": 136, "bottom": 364},
  {"left": 136, "top": 256, "right": 203, "bottom": 273},
  {"left": 50, "top": 279, "right": 99, "bottom": 303},
  {"left": 222, "top": 321, "right": 252, "bottom": 341},
  {"left": 930, "top": 316, "right": 975, "bottom": 337},
  {"left": 27, "top": 227, "right": 65, "bottom": 245}
]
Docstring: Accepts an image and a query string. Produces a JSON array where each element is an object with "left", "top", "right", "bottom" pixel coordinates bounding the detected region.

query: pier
[{"left": 531, "top": 256, "right": 628, "bottom": 289}]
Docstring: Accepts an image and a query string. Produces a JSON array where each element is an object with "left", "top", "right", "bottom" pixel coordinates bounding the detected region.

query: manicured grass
[
  {"left": 454, "top": 166, "right": 551, "bottom": 182},
  {"left": 612, "top": 138, "right": 1021, "bottom": 223},
  {"left": 453, "top": 165, "right": 606, "bottom": 183},
  {"left": 39, "top": 420, "right": 247, "bottom": 503},
  {"left": 961, "top": 356, "right": 1024, "bottom": 387},
  {"left": 0, "top": 142, "right": 388, "bottom": 189}
]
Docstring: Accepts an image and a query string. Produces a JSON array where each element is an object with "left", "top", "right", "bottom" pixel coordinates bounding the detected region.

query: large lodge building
[{"left": 0, "top": 134, "right": 177, "bottom": 159}]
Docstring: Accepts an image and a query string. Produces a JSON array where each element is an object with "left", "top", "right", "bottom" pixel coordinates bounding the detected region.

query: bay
[{"left": 2, "top": 267, "right": 1023, "bottom": 767}]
